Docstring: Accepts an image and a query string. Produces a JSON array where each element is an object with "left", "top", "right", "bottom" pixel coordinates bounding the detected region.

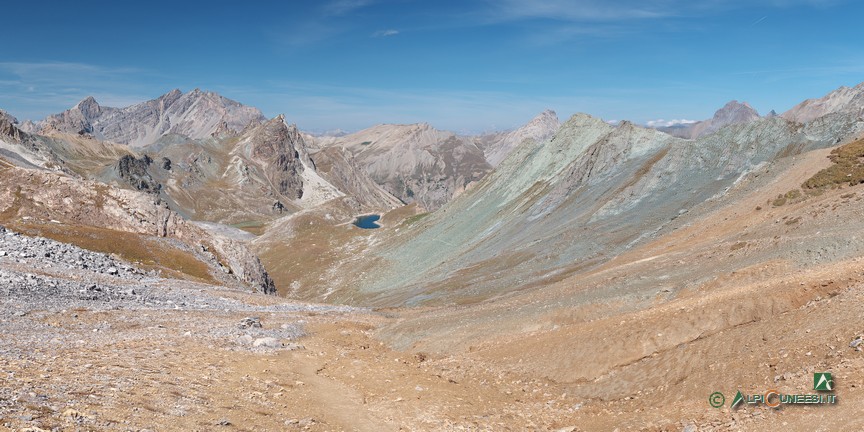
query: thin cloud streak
[
  {"left": 750, "top": 15, "right": 768, "bottom": 25},
  {"left": 0, "top": 61, "right": 153, "bottom": 120},
  {"left": 645, "top": 118, "right": 698, "bottom": 127},
  {"left": 372, "top": 29, "right": 400, "bottom": 37},
  {"left": 324, "top": 0, "right": 374, "bottom": 16},
  {"left": 487, "top": 0, "right": 672, "bottom": 22}
]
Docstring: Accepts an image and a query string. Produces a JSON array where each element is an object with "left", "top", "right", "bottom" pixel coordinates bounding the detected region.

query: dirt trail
[{"left": 290, "top": 347, "right": 397, "bottom": 432}]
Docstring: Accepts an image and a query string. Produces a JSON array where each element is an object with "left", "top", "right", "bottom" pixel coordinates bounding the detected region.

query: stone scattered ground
[
  {"left": 3, "top": 142, "right": 864, "bottom": 431},
  {"left": 2, "top": 216, "right": 863, "bottom": 431}
]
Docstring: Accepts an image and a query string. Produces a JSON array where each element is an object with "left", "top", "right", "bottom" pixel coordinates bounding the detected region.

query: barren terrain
[{"left": 2, "top": 140, "right": 864, "bottom": 431}]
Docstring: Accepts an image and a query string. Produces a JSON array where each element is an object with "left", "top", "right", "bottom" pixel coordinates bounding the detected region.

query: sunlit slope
[{"left": 349, "top": 112, "right": 864, "bottom": 306}]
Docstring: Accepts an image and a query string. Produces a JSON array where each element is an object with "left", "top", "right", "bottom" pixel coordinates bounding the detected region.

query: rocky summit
[
  {"left": 2, "top": 81, "right": 864, "bottom": 431},
  {"left": 658, "top": 100, "right": 761, "bottom": 138},
  {"left": 35, "top": 89, "right": 267, "bottom": 147}
]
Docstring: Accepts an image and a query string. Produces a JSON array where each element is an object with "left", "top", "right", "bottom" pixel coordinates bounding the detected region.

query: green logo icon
[
  {"left": 814, "top": 373, "right": 834, "bottom": 391},
  {"left": 709, "top": 391, "right": 725, "bottom": 408},
  {"left": 730, "top": 390, "right": 744, "bottom": 408}
]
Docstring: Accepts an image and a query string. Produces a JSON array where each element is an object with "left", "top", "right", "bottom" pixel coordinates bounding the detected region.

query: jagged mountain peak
[
  {"left": 0, "top": 109, "right": 18, "bottom": 125},
  {"left": 533, "top": 109, "right": 558, "bottom": 122},
  {"left": 654, "top": 99, "right": 760, "bottom": 139},
  {"left": 782, "top": 81, "right": 864, "bottom": 124},
  {"left": 255, "top": 114, "right": 302, "bottom": 136},
  {"left": 34, "top": 89, "right": 267, "bottom": 146},
  {"left": 528, "top": 109, "right": 559, "bottom": 127},
  {"left": 74, "top": 96, "right": 104, "bottom": 121},
  {"left": 75, "top": 95, "right": 100, "bottom": 109},
  {"left": 710, "top": 100, "right": 760, "bottom": 124},
  {"left": 158, "top": 88, "right": 184, "bottom": 105},
  {"left": 480, "top": 109, "right": 562, "bottom": 167},
  {"left": 0, "top": 109, "right": 24, "bottom": 142},
  {"left": 717, "top": 99, "right": 758, "bottom": 114}
]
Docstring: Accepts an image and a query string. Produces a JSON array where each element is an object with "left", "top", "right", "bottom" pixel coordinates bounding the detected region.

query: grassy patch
[
  {"left": 772, "top": 195, "right": 787, "bottom": 207},
  {"left": 93, "top": 184, "right": 110, "bottom": 210},
  {"left": 772, "top": 189, "right": 803, "bottom": 207},
  {"left": 402, "top": 212, "right": 430, "bottom": 226},
  {"left": 230, "top": 220, "right": 268, "bottom": 236},
  {"left": 803, "top": 138, "right": 864, "bottom": 189},
  {"left": 258, "top": 214, "right": 372, "bottom": 299},
  {"left": 730, "top": 241, "right": 748, "bottom": 251}
]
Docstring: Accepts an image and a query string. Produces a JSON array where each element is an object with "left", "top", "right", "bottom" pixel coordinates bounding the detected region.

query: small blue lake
[{"left": 353, "top": 214, "right": 381, "bottom": 229}]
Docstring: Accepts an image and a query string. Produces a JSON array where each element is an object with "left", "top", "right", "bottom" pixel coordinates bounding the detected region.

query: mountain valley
[{"left": 2, "top": 83, "right": 864, "bottom": 431}]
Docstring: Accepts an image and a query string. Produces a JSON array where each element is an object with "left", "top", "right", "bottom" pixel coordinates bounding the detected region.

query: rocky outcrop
[
  {"left": 35, "top": 89, "right": 267, "bottom": 147},
  {"left": 0, "top": 163, "right": 276, "bottom": 294},
  {"left": 0, "top": 112, "right": 69, "bottom": 171},
  {"left": 0, "top": 111, "right": 24, "bottom": 142},
  {"left": 206, "top": 235, "right": 276, "bottom": 295},
  {"left": 116, "top": 154, "right": 160, "bottom": 193},
  {"left": 310, "top": 146, "right": 402, "bottom": 210},
  {"left": 659, "top": 100, "right": 761, "bottom": 139},
  {"left": 0, "top": 109, "right": 18, "bottom": 127},
  {"left": 234, "top": 115, "right": 307, "bottom": 200}
]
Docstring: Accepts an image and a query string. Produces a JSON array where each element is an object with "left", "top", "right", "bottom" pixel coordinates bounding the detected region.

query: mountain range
[
  {"left": 3, "top": 80, "right": 864, "bottom": 430},
  {"left": 33, "top": 89, "right": 267, "bottom": 146}
]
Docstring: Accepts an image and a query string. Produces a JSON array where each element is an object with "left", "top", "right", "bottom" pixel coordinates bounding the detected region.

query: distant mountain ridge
[
  {"left": 11, "top": 81, "right": 864, "bottom": 226},
  {"left": 658, "top": 100, "right": 761, "bottom": 139},
  {"left": 35, "top": 89, "right": 267, "bottom": 147},
  {"left": 311, "top": 122, "right": 492, "bottom": 211},
  {"left": 478, "top": 109, "right": 561, "bottom": 167},
  {"left": 782, "top": 82, "right": 864, "bottom": 123}
]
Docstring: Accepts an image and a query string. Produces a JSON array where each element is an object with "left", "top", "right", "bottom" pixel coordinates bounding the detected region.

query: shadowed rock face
[
  {"left": 239, "top": 115, "right": 306, "bottom": 200},
  {"left": 117, "top": 154, "right": 160, "bottom": 194},
  {"left": 36, "top": 89, "right": 267, "bottom": 147}
]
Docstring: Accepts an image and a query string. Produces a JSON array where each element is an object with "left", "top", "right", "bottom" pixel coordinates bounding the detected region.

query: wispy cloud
[
  {"left": 275, "top": 0, "right": 379, "bottom": 48},
  {"left": 0, "top": 61, "right": 152, "bottom": 120},
  {"left": 324, "top": 0, "right": 374, "bottom": 16},
  {"left": 477, "top": 0, "right": 851, "bottom": 46},
  {"left": 645, "top": 118, "right": 698, "bottom": 127},
  {"left": 488, "top": 0, "right": 671, "bottom": 22},
  {"left": 372, "top": 29, "right": 399, "bottom": 37},
  {"left": 732, "top": 63, "right": 864, "bottom": 82},
  {"left": 750, "top": 15, "right": 768, "bottom": 26}
]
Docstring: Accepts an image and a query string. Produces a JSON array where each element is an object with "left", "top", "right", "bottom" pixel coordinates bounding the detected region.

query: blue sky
[{"left": 1, "top": 0, "right": 862, "bottom": 133}]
